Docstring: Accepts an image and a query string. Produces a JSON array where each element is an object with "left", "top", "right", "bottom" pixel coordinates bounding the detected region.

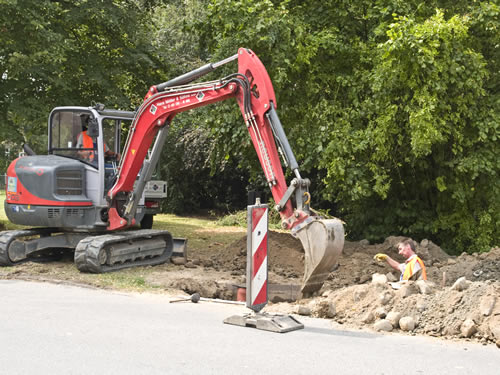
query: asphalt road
[{"left": 0, "top": 280, "right": 499, "bottom": 374}]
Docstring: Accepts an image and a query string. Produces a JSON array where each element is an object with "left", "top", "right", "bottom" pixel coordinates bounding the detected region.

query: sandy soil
[
  {"left": 169, "top": 232, "right": 500, "bottom": 346},
  {"left": 1, "top": 230, "right": 499, "bottom": 346}
]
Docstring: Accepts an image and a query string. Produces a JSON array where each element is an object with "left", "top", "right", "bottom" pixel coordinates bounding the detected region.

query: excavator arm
[{"left": 107, "top": 48, "right": 344, "bottom": 295}]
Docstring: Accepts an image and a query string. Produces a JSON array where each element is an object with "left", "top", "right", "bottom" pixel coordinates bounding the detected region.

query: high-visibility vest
[
  {"left": 401, "top": 255, "right": 427, "bottom": 281},
  {"left": 80, "top": 131, "right": 106, "bottom": 161}
]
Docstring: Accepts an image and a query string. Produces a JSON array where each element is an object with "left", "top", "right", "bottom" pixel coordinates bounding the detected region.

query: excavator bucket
[{"left": 294, "top": 218, "right": 344, "bottom": 296}]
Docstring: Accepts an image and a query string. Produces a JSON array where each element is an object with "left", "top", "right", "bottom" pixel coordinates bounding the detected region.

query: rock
[
  {"left": 184, "top": 262, "right": 197, "bottom": 268},
  {"left": 359, "top": 274, "right": 372, "bottom": 284},
  {"left": 399, "top": 316, "right": 415, "bottom": 331},
  {"left": 489, "top": 316, "right": 500, "bottom": 340},
  {"left": 386, "top": 272, "right": 398, "bottom": 282},
  {"left": 297, "top": 306, "right": 311, "bottom": 316},
  {"left": 416, "top": 247, "right": 430, "bottom": 260},
  {"left": 397, "top": 283, "right": 418, "bottom": 298},
  {"left": 372, "top": 273, "right": 388, "bottom": 284},
  {"left": 374, "top": 307, "right": 387, "bottom": 319},
  {"left": 461, "top": 319, "right": 477, "bottom": 338},
  {"left": 451, "top": 277, "right": 469, "bottom": 291},
  {"left": 420, "top": 239, "right": 429, "bottom": 248},
  {"left": 496, "top": 340, "right": 500, "bottom": 349},
  {"left": 416, "top": 298, "right": 427, "bottom": 312},
  {"left": 359, "top": 239, "right": 370, "bottom": 246},
  {"left": 479, "top": 296, "right": 496, "bottom": 316},
  {"left": 386, "top": 312, "right": 402, "bottom": 329},
  {"left": 316, "top": 300, "right": 336, "bottom": 318},
  {"left": 202, "top": 259, "right": 213, "bottom": 267},
  {"left": 443, "top": 323, "right": 461, "bottom": 336},
  {"left": 447, "top": 258, "right": 457, "bottom": 265},
  {"left": 353, "top": 287, "right": 369, "bottom": 302},
  {"left": 361, "top": 311, "right": 375, "bottom": 324},
  {"left": 374, "top": 319, "right": 393, "bottom": 332},
  {"left": 322, "top": 290, "right": 333, "bottom": 298},
  {"left": 171, "top": 257, "right": 187, "bottom": 265},
  {"left": 378, "top": 291, "right": 393, "bottom": 305},
  {"left": 326, "top": 302, "right": 336, "bottom": 318},
  {"left": 415, "top": 280, "right": 434, "bottom": 295}
]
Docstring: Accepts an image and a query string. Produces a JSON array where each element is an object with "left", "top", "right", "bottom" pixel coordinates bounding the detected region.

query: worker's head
[
  {"left": 80, "top": 114, "right": 90, "bottom": 131},
  {"left": 397, "top": 239, "right": 416, "bottom": 259}
]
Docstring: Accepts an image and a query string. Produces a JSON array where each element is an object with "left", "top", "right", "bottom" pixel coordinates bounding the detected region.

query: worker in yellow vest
[{"left": 374, "top": 239, "right": 427, "bottom": 281}]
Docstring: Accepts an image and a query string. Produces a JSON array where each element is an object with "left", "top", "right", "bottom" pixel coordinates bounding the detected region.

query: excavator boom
[{"left": 107, "top": 48, "right": 344, "bottom": 295}]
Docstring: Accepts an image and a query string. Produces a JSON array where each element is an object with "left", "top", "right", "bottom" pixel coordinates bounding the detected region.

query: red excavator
[{"left": 2, "top": 48, "right": 344, "bottom": 295}]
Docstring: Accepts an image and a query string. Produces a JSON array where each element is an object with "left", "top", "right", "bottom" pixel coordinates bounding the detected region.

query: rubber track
[
  {"left": 0, "top": 229, "right": 47, "bottom": 266},
  {"left": 74, "top": 229, "right": 174, "bottom": 273}
]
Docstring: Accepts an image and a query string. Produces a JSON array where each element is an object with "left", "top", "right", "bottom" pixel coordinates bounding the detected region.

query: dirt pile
[
  {"left": 265, "top": 278, "right": 500, "bottom": 345},
  {"left": 202, "top": 231, "right": 304, "bottom": 279},
  {"left": 211, "top": 232, "right": 500, "bottom": 344}
]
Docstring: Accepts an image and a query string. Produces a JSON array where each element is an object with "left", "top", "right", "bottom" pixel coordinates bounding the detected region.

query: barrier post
[
  {"left": 246, "top": 200, "right": 268, "bottom": 312},
  {"left": 223, "top": 198, "right": 304, "bottom": 333}
]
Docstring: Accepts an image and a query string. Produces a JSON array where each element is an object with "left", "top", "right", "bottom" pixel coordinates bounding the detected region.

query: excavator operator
[{"left": 76, "top": 114, "right": 119, "bottom": 164}]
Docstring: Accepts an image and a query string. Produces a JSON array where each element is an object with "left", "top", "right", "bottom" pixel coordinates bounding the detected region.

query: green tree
[
  {"left": 0, "top": 0, "right": 161, "bottom": 153},
  {"left": 324, "top": 9, "right": 499, "bottom": 252},
  {"left": 187, "top": 0, "right": 499, "bottom": 252}
]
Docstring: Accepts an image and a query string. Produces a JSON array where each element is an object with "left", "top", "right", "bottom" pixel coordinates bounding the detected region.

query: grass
[{"left": 0, "top": 190, "right": 246, "bottom": 292}]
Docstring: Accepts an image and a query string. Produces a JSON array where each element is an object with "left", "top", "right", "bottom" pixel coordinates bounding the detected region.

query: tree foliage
[
  {"left": 0, "top": 0, "right": 161, "bottom": 153},
  {"left": 186, "top": 0, "right": 499, "bottom": 253},
  {"left": 0, "top": 0, "right": 498, "bottom": 253}
]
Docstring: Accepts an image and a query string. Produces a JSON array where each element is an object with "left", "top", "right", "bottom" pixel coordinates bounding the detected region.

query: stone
[
  {"left": 442, "top": 323, "right": 461, "bottom": 336},
  {"left": 489, "top": 316, "right": 500, "bottom": 340},
  {"left": 378, "top": 291, "right": 393, "bottom": 305},
  {"left": 359, "top": 274, "right": 372, "bottom": 284},
  {"left": 386, "top": 312, "right": 402, "bottom": 329},
  {"left": 397, "top": 283, "right": 418, "bottom": 298},
  {"left": 322, "top": 290, "right": 333, "bottom": 298},
  {"left": 451, "top": 277, "right": 469, "bottom": 291},
  {"left": 374, "top": 307, "right": 387, "bottom": 319},
  {"left": 461, "top": 319, "right": 477, "bottom": 338},
  {"left": 316, "top": 300, "right": 336, "bottom": 318},
  {"left": 326, "top": 302, "right": 336, "bottom": 318},
  {"left": 353, "top": 287, "right": 369, "bottom": 302},
  {"left": 399, "top": 316, "right": 415, "bottom": 331},
  {"left": 297, "top": 306, "right": 311, "bottom": 316},
  {"left": 359, "top": 239, "right": 370, "bottom": 246},
  {"left": 361, "top": 311, "right": 375, "bottom": 324},
  {"left": 184, "top": 262, "right": 197, "bottom": 268},
  {"left": 416, "top": 298, "right": 427, "bottom": 312},
  {"left": 479, "top": 296, "right": 496, "bottom": 316},
  {"left": 386, "top": 272, "right": 398, "bottom": 282},
  {"left": 374, "top": 319, "right": 393, "bottom": 332},
  {"left": 171, "top": 257, "right": 187, "bottom": 265},
  {"left": 447, "top": 258, "right": 457, "bottom": 265},
  {"left": 415, "top": 280, "right": 434, "bottom": 295},
  {"left": 420, "top": 239, "right": 429, "bottom": 248},
  {"left": 372, "top": 273, "right": 388, "bottom": 284},
  {"left": 202, "top": 259, "right": 214, "bottom": 268}
]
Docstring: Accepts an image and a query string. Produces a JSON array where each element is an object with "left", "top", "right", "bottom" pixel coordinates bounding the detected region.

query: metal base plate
[{"left": 224, "top": 312, "right": 304, "bottom": 333}]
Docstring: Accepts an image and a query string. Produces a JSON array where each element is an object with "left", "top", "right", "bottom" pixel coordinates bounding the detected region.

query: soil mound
[
  {"left": 215, "top": 231, "right": 500, "bottom": 344},
  {"left": 208, "top": 231, "right": 304, "bottom": 279}
]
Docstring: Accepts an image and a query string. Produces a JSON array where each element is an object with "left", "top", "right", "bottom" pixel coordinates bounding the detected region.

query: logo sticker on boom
[
  {"left": 150, "top": 104, "right": 157, "bottom": 114},
  {"left": 196, "top": 92, "right": 205, "bottom": 102}
]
